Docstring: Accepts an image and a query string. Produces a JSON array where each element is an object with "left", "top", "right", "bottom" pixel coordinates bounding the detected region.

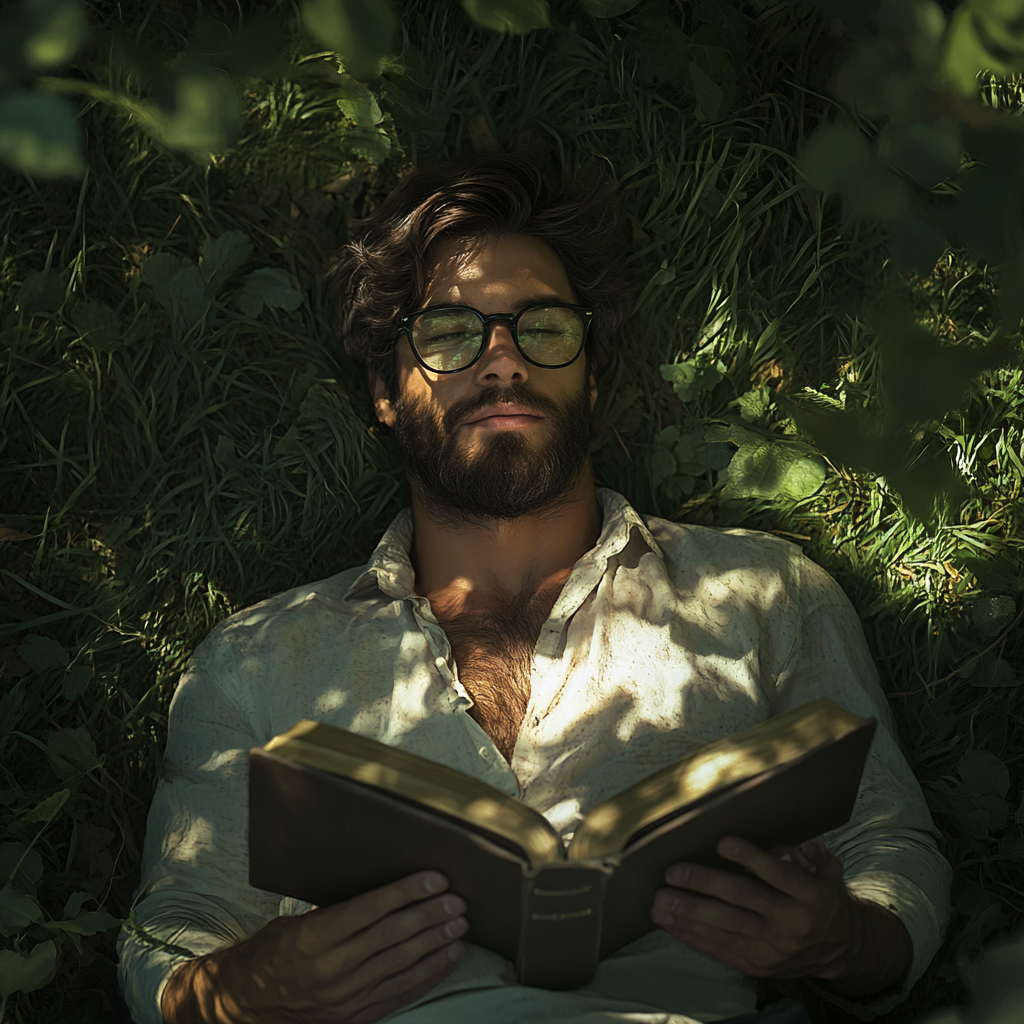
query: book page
[
  {"left": 567, "top": 699, "right": 869, "bottom": 860},
  {"left": 264, "top": 720, "right": 565, "bottom": 868}
]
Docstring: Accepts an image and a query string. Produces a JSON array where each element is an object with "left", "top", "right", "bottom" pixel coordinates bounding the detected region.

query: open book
[{"left": 249, "top": 698, "right": 876, "bottom": 989}]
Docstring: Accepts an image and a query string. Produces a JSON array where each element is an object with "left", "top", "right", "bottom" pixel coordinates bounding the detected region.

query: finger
[
  {"left": 324, "top": 895, "right": 468, "bottom": 987},
  {"left": 653, "top": 885, "right": 764, "bottom": 938},
  {"left": 663, "top": 861, "right": 784, "bottom": 918},
  {"left": 716, "top": 837, "right": 816, "bottom": 899},
  {"left": 664, "top": 915, "right": 784, "bottom": 978},
  {"left": 348, "top": 942, "right": 465, "bottom": 1024},
  {"left": 315, "top": 872, "right": 450, "bottom": 946}
]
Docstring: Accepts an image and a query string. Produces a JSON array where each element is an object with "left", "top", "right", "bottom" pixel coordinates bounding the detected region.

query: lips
[{"left": 463, "top": 404, "right": 544, "bottom": 426}]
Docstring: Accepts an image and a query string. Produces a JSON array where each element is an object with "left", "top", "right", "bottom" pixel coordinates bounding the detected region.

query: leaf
[
  {"left": 0, "top": 844, "right": 43, "bottom": 894},
  {"left": 650, "top": 445, "right": 677, "bottom": 489},
  {"left": 21, "top": 788, "right": 70, "bottom": 825},
  {"left": 926, "top": 777, "right": 994, "bottom": 839},
  {"left": 689, "top": 61, "right": 723, "bottom": 122},
  {"left": 17, "top": 635, "right": 68, "bottom": 673},
  {"left": 200, "top": 230, "right": 253, "bottom": 295},
  {"left": 14, "top": 268, "right": 65, "bottom": 315},
  {"left": 970, "top": 594, "right": 1018, "bottom": 638},
  {"left": 800, "top": 125, "right": 872, "bottom": 195},
  {"left": 958, "top": 750, "right": 1010, "bottom": 797},
  {"left": 335, "top": 74, "right": 382, "bottom": 127},
  {"left": 166, "top": 264, "right": 209, "bottom": 335},
  {"left": 141, "top": 252, "right": 189, "bottom": 302},
  {"left": 461, "top": 0, "right": 551, "bottom": 34},
  {"left": 879, "top": 118, "right": 963, "bottom": 189},
  {"left": 889, "top": 209, "right": 947, "bottom": 274},
  {"left": 45, "top": 727, "right": 101, "bottom": 779},
  {"left": 236, "top": 269, "right": 304, "bottom": 318},
  {"left": 581, "top": 0, "right": 640, "bottom": 14},
  {"left": 0, "top": 90, "right": 84, "bottom": 178},
  {"left": 721, "top": 442, "right": 826, "bottom": 501},
  {"left": 44, "top": 909, "right": 119, "bottom": 936},
  {"left": 0, "top": 885, "right": 43, "bottom": 932},
  {"left": 942, "top": 0, "right": 1024, "bottom": 96},
  {"left": 71, "top": 299, "right": 120, "bottom": 351},
  {"left": 345, "top": 125, "right": 391, "bottom": 164},
  {"left": 150, "top": 72, "right": 242, "bottom": 160},
  {"left": 214, "top": 435, "right": 237, "bottom": 470},
  {"left": 0, "top": 940, "right": 57, "bottom": 999},
  {"left": 303, "top": 0, "right": 398, "bottom": 80},
  {"left": 62, "top": 664, "right": 91, "bottom": 700},
  {"left": 22, "top": 0, "right": 87, "bottom": 71}
]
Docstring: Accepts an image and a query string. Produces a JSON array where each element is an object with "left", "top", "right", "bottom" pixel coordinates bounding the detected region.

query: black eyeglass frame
[{"left": 393, "top": 302, "right": 595, "bottom": 374}]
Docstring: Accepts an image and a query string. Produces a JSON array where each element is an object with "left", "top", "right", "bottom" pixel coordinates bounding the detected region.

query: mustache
[{"left": 440, "top": 385, "right": 561, "bottom": 433}]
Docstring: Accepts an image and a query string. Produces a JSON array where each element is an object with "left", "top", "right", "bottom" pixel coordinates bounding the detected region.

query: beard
[{"left": 392, "top": 378, "right": 593, "bottom": 526}]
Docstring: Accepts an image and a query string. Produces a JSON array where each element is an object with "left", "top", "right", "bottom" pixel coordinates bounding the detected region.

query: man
[{"left": 118, "top": 154, "right": 951, "bottom": 1024}]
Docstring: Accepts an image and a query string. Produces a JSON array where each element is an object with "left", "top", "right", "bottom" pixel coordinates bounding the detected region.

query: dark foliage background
[{"left": 1, "top": 1, "right": 1022, "bottom": 1021}]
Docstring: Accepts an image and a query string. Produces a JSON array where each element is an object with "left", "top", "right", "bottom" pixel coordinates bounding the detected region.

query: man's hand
[
  {"left": 161, "top": 871, "right": 467, "bottom": 1024},
  {"left": 651, "top": 837, "right": 912, "bottom": 998}
]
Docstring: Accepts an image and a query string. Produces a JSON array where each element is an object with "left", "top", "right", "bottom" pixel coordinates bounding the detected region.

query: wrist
[
  {"left": 812, "top": 897, "right": 912, "bottom": 999},
  {"left": 162, "top": 953, "right": 240, "bottom": 1024}
]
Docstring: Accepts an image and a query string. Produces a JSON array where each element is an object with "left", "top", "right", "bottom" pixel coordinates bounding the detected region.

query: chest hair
[{"left": 437, "top": 589, "right": 558, "bottom": 764}]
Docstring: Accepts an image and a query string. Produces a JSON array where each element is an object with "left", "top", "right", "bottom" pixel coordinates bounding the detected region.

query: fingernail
[
  {"left": 445, "top": 917, "right": 467, "bottom": 938},
  {"left": 655, "top": 892, "right": 678, "bottom": 916},
  {"left": 667, "top": 865, "right": 689, "bottom": 886},
  {"left": 720, "top": 838, "right": 740, "bottom": 856},
  {"left": 442, "top": 895, "right": 464, "bottom": 915},
  {"left": 447, "top": 941, "right": 464, "bottom": 961},
  {"left": 424, "top": 873, "right": 445, "bottom": 893}
]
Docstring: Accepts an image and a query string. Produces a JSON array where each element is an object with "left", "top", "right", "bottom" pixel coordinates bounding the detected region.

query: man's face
[{"left": 371, "top": 233, "right": 598, "bottom": 524}]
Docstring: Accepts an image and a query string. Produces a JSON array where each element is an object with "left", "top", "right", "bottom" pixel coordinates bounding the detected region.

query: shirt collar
[{"left": 343, "top": 488, "right": 662, "bottom": 602}]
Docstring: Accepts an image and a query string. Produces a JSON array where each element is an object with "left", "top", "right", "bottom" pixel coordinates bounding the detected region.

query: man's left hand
[{"left": 652, "top": 836, "right": 893, "bottom": 986}]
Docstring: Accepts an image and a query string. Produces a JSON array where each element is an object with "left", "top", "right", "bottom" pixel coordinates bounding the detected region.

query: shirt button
[{"left": 478, "top": 746, "right": 491, "bottom": 760}]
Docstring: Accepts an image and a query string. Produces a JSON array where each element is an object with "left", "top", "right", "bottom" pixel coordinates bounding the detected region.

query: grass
[{"left": 1, "top": 1, "right": 1022, "bottom": 1021}]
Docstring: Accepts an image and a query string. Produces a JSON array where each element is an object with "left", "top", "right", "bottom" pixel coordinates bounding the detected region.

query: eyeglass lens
[{"left": 410, "top": 306, "right": 585, "bottom": 372}]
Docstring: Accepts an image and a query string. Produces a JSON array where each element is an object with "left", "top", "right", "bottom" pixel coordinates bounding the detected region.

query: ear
[{"left": 368, "top": 368, "right": 397, "bottom": 428}]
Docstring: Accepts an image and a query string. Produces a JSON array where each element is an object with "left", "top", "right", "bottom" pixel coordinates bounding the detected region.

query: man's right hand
[{"left": 161, "top": 871, "right": 468, "bottom": 1024}]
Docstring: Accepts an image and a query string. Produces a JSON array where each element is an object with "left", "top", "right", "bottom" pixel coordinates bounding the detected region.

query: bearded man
[{"left": 118, "top": 155, "right": 951, "bottom": 1024}]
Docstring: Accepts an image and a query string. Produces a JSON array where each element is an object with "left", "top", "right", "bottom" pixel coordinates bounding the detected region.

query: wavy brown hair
[{"left": 326, "top": 153, "right": 634, "bottom": 398}]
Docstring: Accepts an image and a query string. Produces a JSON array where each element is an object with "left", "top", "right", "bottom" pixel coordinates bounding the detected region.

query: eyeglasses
[{"left": 394, "top": 303, "right": 594, "bottom": 374}]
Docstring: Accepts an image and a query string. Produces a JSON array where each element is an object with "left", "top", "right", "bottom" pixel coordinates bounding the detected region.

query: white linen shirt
[{"left": 117, "top": 489, "right": 951, "bottom": 1024}]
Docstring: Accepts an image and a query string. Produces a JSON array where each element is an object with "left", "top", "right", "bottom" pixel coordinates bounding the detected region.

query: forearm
[
  {"left": 811, "top": 897, "right": 913, "bottom": 999},
  {"left": 162, "top": 950, "right": 248, "bottom": 1024}
]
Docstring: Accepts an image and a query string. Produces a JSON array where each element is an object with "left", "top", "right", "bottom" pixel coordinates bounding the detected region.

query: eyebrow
[{"left": 421, "top": 296, "right": 571, "bottom": 314}]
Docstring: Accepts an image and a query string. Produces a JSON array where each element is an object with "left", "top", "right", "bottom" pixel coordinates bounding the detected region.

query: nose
[{"left": 472, "top": 320, "right": 529, "bottom": 385}]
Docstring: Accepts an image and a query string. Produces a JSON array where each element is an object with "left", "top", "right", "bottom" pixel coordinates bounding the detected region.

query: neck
[{"left": 409, "top": 466, "right": 602, "bottom": 608}]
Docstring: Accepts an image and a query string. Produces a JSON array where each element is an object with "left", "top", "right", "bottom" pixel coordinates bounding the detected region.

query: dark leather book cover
[{"left": 248, "top": 716, "right": 875, "bottom": 988}]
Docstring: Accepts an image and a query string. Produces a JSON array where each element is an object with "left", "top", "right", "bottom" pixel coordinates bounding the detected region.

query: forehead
[{"left": 422, "top": 233, "right": 576, "bottom": 309}]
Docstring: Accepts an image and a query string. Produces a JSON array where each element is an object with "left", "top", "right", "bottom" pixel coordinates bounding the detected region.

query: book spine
[{"left": 517, "top": 863, "right": 610, "bottom": 989}]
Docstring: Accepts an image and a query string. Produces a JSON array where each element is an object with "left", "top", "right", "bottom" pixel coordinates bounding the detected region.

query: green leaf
[
  {"left": 879, "top": 118, "right": 963, "bottom": 189},
  {"left": 0, "top": 90, "right": 84, "bottom": 178},
  {"left": 142, "top": 252, "right": 189, "bottom": 301},
  {"left": 0, "top": 885, "right": 43, "bottom": 932},
  {"left": 166, "top": 264, "right": 209, "bottom": 335},
  {"left": 461, "top": 0, "right": 550, "bottom": 34},
  {"left": 970, "top": 594, "right": 1018, "bottom": 638},
  {"left": 62, "top": 665, "right": 91, "bottom": 700},
  {"left": 0, "top": 844, "right": 43, "bottom": 894},
  {"left": 942, "top": 0, "right": 1024, "bottom": 96},
  {"left": 200, "top": 230, "right": 253, "bottom": 295},
  {"left": 335, "top": 74, "right": 382, "bottom": 127},
  {"left": 236, "top": 269, "right": 304, "bottom": 319},
  {"left": 62, "top": 891, "right": 91, "bottom": 920},
  {"left": 722, "top": 442, "right": 826, "bottom": 501},
  {"left": 689, "top": 61, "right": 723, "bottom": 122},
  {"left": 0, "top": 940, "right": 57, "bottom": 999},
  {"left": 346, "top": 125, "right": 391, "bottom": 164},
  {"left": 800, "top": 126, "right": 872, "bottom": 195},
  {"left": 926, "top": 777, "right": 993, "bottom": 839},
  {"left": 45, "top": 727, "right": 101, "bottom": 779},
  {"left": 71, "top": 299, "right": 120, "bottom": 351},
  {"left": 581, "top": 0, "right": 640, "bottom": 13},
  {"left": 22, "top": 0, "right": 87, "bottom": 70},
  {"left": 44, "top": 909, "right": 119, "bottom": 936},
  {"left": 149, "top": 72, "right": 242, "bottom": 160},
  {"left": 15, "top": 268, "right": 65, "bottom": 314},
  {"left": 889, "top": 209, "right": 946, "bottom": 274},
  {"left": 21, "top": 787, "right": 69, "bottom": 825},
  {"left": 959, "top": 750, "right": 1011, "bottom": 798},
  {"left": 843, "top": 168, "right": 908, "bottom": 221},
  {"left": 17, "top": 635, "right": 68, "bottom": 673},
  {"left": 650, "top": 446, "right": 677, "bottom": 488},
  {"left": 303, "top": 0, "right": 397, "bottom": 80}
]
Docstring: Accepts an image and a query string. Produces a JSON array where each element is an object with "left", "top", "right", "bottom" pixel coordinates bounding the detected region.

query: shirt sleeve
[
  {"left": 116, "top": 634, "right": 279, "bottom": 1024},
  {"left": 768, "top": 553, "right": 952, "bottom": 1018}
]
